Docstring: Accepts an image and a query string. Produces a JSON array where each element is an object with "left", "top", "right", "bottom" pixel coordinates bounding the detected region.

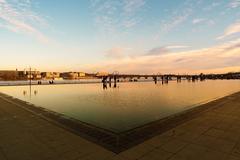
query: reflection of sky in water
[{"left": 1, "top": 80, "right": 240, "bottom": 133}]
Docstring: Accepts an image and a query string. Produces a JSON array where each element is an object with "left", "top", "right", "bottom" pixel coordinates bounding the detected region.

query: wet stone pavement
[{"left": 1, "top": 92, "right": 240, "bottom": 160}]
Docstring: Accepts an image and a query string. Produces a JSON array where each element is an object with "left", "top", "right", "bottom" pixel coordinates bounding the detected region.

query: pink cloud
[
  {"left": 0, "top": 0, "right": 49, "bottom": 43},
  {"left": 82, "top": 39, "right": 240, "bottom": 74},
  {"left": 229, "top": 0, "right": 240, "bottom": 8},
  {"left": 217, "top": 22, "right": 240, "bottom": 40}
]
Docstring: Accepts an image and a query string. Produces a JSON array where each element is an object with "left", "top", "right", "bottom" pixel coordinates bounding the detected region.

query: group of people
[
  {"left": 37, "top": 80, "right": 54, "bottom": 85},
  {"left": 49, "top": 80, "right": 54, "bottom": 84},
  {"left": 102, "top": 81, "right": 117, "bottom": 90}
]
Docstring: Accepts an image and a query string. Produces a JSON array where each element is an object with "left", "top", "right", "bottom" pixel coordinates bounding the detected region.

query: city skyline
[{"left": 1, "top": 0, "right": 240, "bottom": 74}]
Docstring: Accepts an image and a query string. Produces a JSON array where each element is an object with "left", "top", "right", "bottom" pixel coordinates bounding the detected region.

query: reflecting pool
[{"left": 1, "top": 80, "right": 240, "bottom": 132}]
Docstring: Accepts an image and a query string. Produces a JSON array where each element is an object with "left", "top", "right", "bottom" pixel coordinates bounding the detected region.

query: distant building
[
  {"left": 0, "top": 70, "right": 18, "bottom": 80},
  {"left": 61, "top": 72, "right": 86, "bottom": 79},
  {"left": 96, "top": 72, "right": 109, "bottom": 77},
  {"left": 25, "top": 71, "right": 42, "bottom": 80},
  {"left": 0, "top": 70, "right": 41, "bottom": 80},
  {"left": 78, "top": 72, "right": 85, "bottom": 77},
  {"left": 61, "top": 72, "right": 78, "bottom": 79},
  {"left": 41, "top": 72, "right": 61, "bottom": 80},
  {"left": 53, "top": 72, "right": 61, "bottom": 79},
  {"left": 33, "top": 71, "right": 42, "bottom": 80},
  {"left": 16, "top": 71, "right": 27, "bottom": 80},
  {"left": 85, "top": 73, "right": 96, "bottom": 77}
]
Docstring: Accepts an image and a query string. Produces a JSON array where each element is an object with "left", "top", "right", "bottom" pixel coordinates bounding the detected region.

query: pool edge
[{"left": 0, "top": 91, "right": 238, "bottom": 153}]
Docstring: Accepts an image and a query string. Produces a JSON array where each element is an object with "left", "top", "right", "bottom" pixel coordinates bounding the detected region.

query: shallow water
[{"left": 1, "top": 80, "right": 240, "bottom": 132}]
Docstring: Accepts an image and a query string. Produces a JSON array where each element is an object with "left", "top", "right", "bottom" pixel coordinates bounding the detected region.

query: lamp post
[
  {"left": 29, "top": 67, "right": 32, "bottom": 87},
  {"left": 24, "top": 67, "right": 37, "bottom": 98}
]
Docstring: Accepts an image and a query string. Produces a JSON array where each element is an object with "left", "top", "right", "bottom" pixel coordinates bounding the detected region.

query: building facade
[
  {"left": 61, "top": 72, "right": 86, "bottom": 79},
  {"left": 0, "top": 70, "right": 18, "bottom": 80},
  {"left": 41, "top": 72, "right": 61, "bottom": 80}
]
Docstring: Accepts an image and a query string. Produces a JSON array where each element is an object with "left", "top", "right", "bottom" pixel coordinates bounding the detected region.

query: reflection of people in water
[
  {"left": 109, "top": 80, "right": 112, "bottom": 88},
  {"left": 153, "top": 77, "right": 157, "bottom": 84},
  {"left": 23, "top": 90, "right": 27, "bottom": 96},
  {"left": 103, "top": 83, "right": 107, "bottom": 90},
  {"left": 34, "top": 90, "right": 38, "bottom": 95},
  {"left": 113, "top": 76, "right": 117, "bottom": 88}
]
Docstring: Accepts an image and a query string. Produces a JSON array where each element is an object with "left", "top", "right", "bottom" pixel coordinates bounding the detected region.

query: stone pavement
[{"left": 1, "top": 92, "right": 240, "bottom": 160}]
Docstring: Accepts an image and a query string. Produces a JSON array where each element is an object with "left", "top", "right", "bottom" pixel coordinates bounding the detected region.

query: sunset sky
[{"left": 0, "top": 0, "right": 240, "bottom": 74}]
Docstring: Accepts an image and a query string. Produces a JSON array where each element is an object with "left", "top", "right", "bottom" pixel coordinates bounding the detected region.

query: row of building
[{"left": 0, "top": 70, "right": 87, "bottom": 80}]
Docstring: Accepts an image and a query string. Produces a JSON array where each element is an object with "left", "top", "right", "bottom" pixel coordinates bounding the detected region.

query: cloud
[
  {"left": 147, "top": 47, "right": 170, "bottom": 56},
  {"left": 203, "top": 2, "right": 221, "bottom": 11},
  {"left": 160, "top": 10, "right": 191, "bottom": 34},
  {"left": 224, "top": 42, "right": 240, "bottom": 52},
  {"left": 229, "top": 0, "right": 240, "bottom": 8},
  {"left": 105, "top": 47, "right": 132, "bottom": 59},
  {"left": 192, "top": 18, "right": 215, "bottom": 27},
  {"left": 147, "top": 45, "right": 189, "bottom": 56},
  {"left": 155, "top": 1, "right": 193, "bottom": 39},
  {"left": 123, "top": 0, "right": 145, "bottom": 15},
  {"left": 166, "top": 45, "right": 190, "bottom": 49},
  {"left": 0, "top": 0, "right": 49, "bottom": 43},
  {"left": 192, "top": 18, "right": 205, "bottom": 24},
  {"left": 90, "top": 0, "right": 146, "bottom": 34},
  {"left": 217, "top": 22, "right": 240, "bottom": 40},
  {"left": 83, "top": 39, "right": 240, "bottom": 74}
]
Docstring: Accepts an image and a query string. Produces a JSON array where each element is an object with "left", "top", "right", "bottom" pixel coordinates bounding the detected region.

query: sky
[{"left": 0, "top": 0, "right": 240, "bottom": 74}]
